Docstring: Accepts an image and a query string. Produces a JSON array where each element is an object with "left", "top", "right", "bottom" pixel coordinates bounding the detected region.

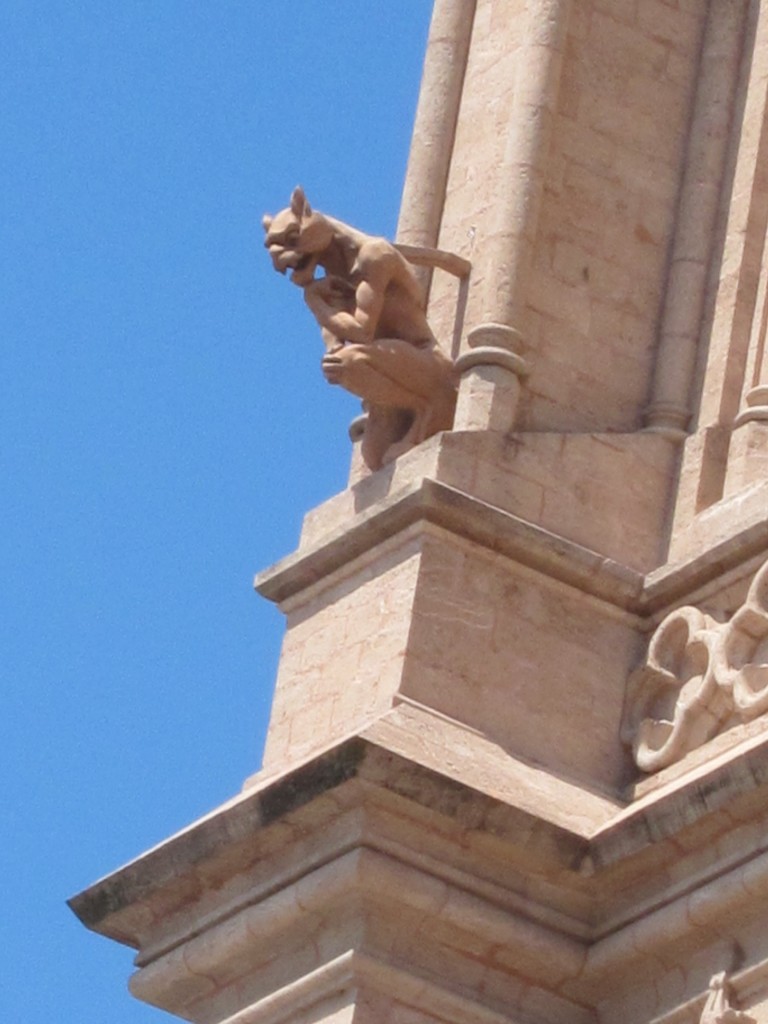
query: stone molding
[
  {"left": 734, "top": 386, "right": 768, "bottom": 429},
  {"left": 623, "top": 559, "right": 768, "bottom": 772},
  {"left": 69, "top": 707, "right": 768, "bottom": 1024},
  {"left": 254, "top": 477, "right": 644, "bottom": 612},
  {"left": 643, "top": 0, "right": 749, "bottom": 441},
  {"left": 453, "top": 344, "right": 528, "bottom": 378},
  {"left": 153, "top": 957, "right": 768, "bottom": 1024},
  {"left": 126, "top": 845, "right": 588, "bottom": 1023},
  {"left": 452, "top": 322, "right": 530, "bottom": 432},
  {"left": 455, "top": 321, "right": 528, "bottom": 376},
  {"left": 255, "top": 475, "right": 768, "bottom": 623},
  {"left": 212, "top": 951, "right": 528, "bottom": 1024}
]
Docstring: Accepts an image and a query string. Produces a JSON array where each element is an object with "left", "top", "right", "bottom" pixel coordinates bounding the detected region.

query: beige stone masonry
[
  {"left": 70, "top": 709, "right": 768, "bottom": 1024},
  {"left": 724, "top": 423, "right": 768, "bottom": 499},
  {"left": 253, "top": 439, "right": 768, "bottom": 809},
  {"left": 669, "top": 0, "right": 768, "bottom": 561},
  {"left": 645, "top": 0, "right": 749, "bottom": 438},
  {"left": 260, "top": 530, "right": 422, "bottom": 770},
  {"left": 69, "top": 2, "right": 768, "bottom": 1023},
  {"left": 308, "top": 429, "right": 677, "bottom": 575},
  {"left": 257, "top": 487, "right": 642, "bottom": 789},
  {"left": 426, "top": 0, "right": 707, "bottom": 435},
  {"left": 668, "top": 478, "right": 768, "bottom": 572}
]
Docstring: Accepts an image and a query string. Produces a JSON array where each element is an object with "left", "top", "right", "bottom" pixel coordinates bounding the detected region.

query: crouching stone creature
[{"left": 263, "top": 187, "right": 456, "bottom": 471}]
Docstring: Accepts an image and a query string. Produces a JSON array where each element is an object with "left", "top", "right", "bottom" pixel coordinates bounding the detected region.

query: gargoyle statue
[{"left": 263, "top": 187, "right": 456, "bottom": 470}]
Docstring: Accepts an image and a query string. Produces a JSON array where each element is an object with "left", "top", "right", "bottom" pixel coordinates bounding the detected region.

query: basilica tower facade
[{"left": 72, "top": 3, "right": 768, "bottom": 1022}]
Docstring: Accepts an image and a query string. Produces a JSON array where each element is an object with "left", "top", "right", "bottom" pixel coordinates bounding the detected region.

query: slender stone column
[
  {"left": 397, "top": 0, "right": 477, "bottom": 252},
  {"left": 726, "top": 286, "right": 768, "bottom": 496},
  {"left": 451, "top": 0, "right": 570, "bottom": 436},
  {"left": 735, "top": 275, "right": 768, "bottom": 427},
  {"left": 645, "top": 0, "right": 749, "bottom": 437},
  {"left": 453, "top": 323, "right": 529, "bottom": 432},
  {"left": 476, "top": 0, "right": 572, "bottom": 333}
]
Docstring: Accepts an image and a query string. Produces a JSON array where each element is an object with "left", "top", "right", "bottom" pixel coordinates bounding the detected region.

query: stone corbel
[
  {"left": 700, "top": 972, "right": 756, "bottom": 1024},
  {"left": 622, "top": 559, "right": 768, "bottom": 772},
  {"left": 453, "top": 323, "right": 530, "bottom": 432}
]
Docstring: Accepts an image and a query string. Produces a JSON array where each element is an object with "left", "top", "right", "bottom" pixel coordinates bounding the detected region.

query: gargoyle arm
[{"left": 304, "top": 262, "right": 390, "bottom": 345}]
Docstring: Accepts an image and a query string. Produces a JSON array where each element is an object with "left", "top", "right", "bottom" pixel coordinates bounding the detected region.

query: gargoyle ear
[
  {"left": 290, "top": 185, "right": 311, "bottom": 219},
  {"left": 262, "top": 213, "right": 273, "bottom": 233}
]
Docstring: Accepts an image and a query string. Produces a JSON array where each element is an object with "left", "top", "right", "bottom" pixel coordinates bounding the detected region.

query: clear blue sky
[{"left": 2, "top": 3, "right": 433, "bottom": 1020}]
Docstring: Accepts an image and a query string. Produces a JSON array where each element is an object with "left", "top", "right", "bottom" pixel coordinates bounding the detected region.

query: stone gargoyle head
[{"left": 262, "top": 186, "right": 334, "bottom": 288}]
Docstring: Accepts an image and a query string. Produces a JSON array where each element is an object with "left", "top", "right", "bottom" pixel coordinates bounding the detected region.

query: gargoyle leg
[{"left": 323, "top": 339, "right": 454, "bottom": 410}]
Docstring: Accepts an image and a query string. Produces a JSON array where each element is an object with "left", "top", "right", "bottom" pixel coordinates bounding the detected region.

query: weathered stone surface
[
  {"left": 70, "top": 709, "right": 768, "bottom": 1024},
  {"left": 70, "top": 0, "right": 768, "bottom": 1022}
]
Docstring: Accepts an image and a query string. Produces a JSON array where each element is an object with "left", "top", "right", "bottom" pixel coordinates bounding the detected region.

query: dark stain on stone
[{"left": 259, "top": 738, "right": 367, "bottom": 826}]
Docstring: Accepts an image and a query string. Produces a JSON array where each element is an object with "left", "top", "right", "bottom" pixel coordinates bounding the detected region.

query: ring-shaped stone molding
[{"left": 453, "top": 346, "right": 530, "bottom": 378}]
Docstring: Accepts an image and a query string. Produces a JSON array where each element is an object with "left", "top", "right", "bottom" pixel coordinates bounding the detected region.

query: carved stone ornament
[
  {"left": 699, "top": 972, "right": 756, "bottom": 1024},
  {"left": 263, "top": 187, "right": 457, "bottom": 471},
  {"left": 622, "top": 559, "right": 768, "bottom": 772}
]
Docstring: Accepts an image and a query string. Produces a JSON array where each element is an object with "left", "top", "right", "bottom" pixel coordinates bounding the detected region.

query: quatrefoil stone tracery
[{"left": 623, "top": 560, "right": 768, "bottom": 772}]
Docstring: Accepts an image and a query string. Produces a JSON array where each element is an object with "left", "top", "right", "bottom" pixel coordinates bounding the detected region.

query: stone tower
[{"left": 70, "top": 2, "right": 768, "bottom": 1023}]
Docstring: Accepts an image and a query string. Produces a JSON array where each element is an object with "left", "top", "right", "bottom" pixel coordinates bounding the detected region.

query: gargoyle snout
[{"left": 269, "top": 247, "right": 294, "bottom": 274}]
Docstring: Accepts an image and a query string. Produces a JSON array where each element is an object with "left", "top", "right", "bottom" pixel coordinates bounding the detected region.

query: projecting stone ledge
[
  {"left": 307, "top": 428, "right": 679, "bottom": 574},
  {"left": 69, "top": 705, "right": 768, "bottom": 1024},
  {"left": 255, "top": 476, "right": 644, "bottom": 611}
]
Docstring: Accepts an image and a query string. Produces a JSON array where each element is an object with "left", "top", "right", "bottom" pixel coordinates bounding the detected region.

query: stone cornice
[
  {"left": 254, "top": 477, "right": 768, "bottom": 621},
  {"left": 255, "top": 478, "right": 644, "bottom": 613},
  {"left": 69, "top": 706, "right": 768, "bottom": 966}
]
